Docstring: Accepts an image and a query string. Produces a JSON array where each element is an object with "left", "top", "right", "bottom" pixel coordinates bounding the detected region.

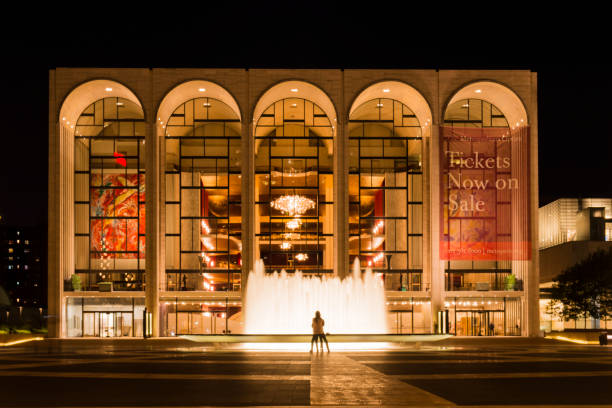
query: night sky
[{"left": 0, "top": 25, "right": 610, "bottom": 229}]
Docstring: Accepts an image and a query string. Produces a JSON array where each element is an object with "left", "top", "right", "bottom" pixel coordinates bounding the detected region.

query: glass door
[{"left": 100, "top": 312, "right": 115, "bottom": 337}]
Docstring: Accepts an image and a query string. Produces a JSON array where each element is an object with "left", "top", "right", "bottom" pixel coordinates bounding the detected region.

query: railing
[
  {"left": 68, "top": 271, "right": 145, "bottom": 292},
  {"left": 445, "top": 271, "right": 522, "bottom": 291},
  {"left": 165, "top": 270, "right": 241, "bottom": 292}
]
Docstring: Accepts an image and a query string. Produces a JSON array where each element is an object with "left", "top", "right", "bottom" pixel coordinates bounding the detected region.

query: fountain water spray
[{"left": 244, "top": 258, "right": 388, "bottom": 334}]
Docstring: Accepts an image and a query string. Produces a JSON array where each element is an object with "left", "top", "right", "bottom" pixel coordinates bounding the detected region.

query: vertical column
[
  {"left": 48, "top": 71, "right": 61, "bottom": 337},
  {"left": 335, "top": 73, "right": 348, "bottom": 278},
  {"left": 429, "top": 77, "right": 442, "bottom": 333},
  {"left": 146, "top": 119, "right": 160, "bottom": 337},
  {"left": 241, "top": 117, "right": 255, "bottom": 293},
  {"left": 527, "top": 72, "right": 540, "bottom": 337}
]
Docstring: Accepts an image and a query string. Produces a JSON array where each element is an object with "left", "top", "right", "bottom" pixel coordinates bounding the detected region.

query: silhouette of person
[{"left": 310, "top": 310, "right": 330, "bottom": 352}]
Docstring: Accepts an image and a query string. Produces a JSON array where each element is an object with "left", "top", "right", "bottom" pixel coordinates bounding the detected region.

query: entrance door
[
  {"left": 100, "top": 312, "right": 115, "bottom": 337},
  {"left": 83, "top": 312, "right": 98, "bottom": 336},
  {"left": 456, "top": 311, "right": 505, "bottom": 336},
  {"left": 393, "top": 311, "right": 413, "bottom": 334}
]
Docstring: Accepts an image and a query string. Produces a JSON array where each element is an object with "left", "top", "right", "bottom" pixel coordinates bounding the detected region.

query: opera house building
[{"left": 48, "top": 68, "right": 540, "bottom": 338}]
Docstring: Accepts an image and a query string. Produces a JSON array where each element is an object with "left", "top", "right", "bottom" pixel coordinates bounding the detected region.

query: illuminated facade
[
  {"left": 49, "top": 69, "right": 540, "bottom": 337},
  {"left": 539, "top": 198, "right": 612, "bottom": 332}
]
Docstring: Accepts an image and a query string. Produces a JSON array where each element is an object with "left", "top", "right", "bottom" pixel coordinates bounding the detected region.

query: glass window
[
  {"left": 73, "top": 97, "right": 145, "bottom": 291},
  {"left": 165, "top": 98, "right": 242, "bottom": 292},
  {"left": 349, "top": 98, "right": 423, "bottom": 291},
  {"left": 255, "top": 98, "right": 333, "bottom": 274}
]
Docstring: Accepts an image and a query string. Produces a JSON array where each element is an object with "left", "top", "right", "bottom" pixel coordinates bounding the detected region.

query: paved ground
[{"left": 0, "top": 339, "right": 611, "bottom": 407}]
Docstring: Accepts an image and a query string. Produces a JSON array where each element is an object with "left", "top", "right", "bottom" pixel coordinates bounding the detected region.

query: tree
[{"left": 549, "top": 248, "right": 612, "bottom": 326}]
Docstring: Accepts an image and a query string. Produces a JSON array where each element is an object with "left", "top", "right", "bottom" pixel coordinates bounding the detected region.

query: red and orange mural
[{"left": 90, "top": 173, "right": 145, "bottom": 258}]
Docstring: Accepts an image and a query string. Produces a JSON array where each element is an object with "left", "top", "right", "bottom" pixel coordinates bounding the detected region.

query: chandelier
[
  {"left": 295, "top": 253, "right": 309, "bottom": 261},
  {"left": 270, "top": 195, "right": 315, "bottom": 216},
  {"left": 286, "top": 218, "right": 302, "bottom": 230}
]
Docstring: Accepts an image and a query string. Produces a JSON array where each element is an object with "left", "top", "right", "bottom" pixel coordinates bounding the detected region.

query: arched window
[
  {"left": 254, "top": 98, "right": 333, "bottom": 273},
  {"left": 348, "top": 98, "right": 423, "bottom": 291},
  {"left": 442, "top": 98, "right": 511, "bottom": 292},
  {"left": 74, "top": 97, "right": 145, "bottom": 291},
  {"left": 444, "top": 98, "right": 509, "bottom": 128},
  {"left": 164, "top": 97, "right": 242, "bottom": 292}
]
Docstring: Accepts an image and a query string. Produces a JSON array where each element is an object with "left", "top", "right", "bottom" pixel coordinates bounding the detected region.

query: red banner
[{"left": 440, "top": 126, "right": 530, "bottom": 260}]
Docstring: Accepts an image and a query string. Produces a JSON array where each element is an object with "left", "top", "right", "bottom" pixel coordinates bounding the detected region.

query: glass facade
[
  {"left": 66, "top": 297, "right": 145, "bottom": 337},
  {"left": 56, "top": 75, "right": 535, "bottom": 338},
  {"left": 254, "top": 98, "right": 334, "bottom": 273},
  {"left": 73, "top": 97, "right": 146, "bottom": 291},
  {"left": 160, "top": 298, "right": 242, "bottom": 336},
  {"left": 348, "top": 98, "right": 423, "bottom": 291},
  {"left": 165, "top": 98, "right": 242, "bottom": 291}
]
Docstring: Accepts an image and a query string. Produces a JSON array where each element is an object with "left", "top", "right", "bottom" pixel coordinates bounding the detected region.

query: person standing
[{"left": 310, "top": 310, "right": 330, "bottom": 352}]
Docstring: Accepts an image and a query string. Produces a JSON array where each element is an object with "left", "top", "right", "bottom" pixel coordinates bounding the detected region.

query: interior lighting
[
  {"left": 474, "top": 89, "right": 482, "bottom": 93},
  {"left": 290, "top": 103, "right": 297, "bottom": 107},
  {"left": 201, "top": 220, "right": 211, "bottom": 234},
  {"left": 199, "top": 88, "right": 206, "bottom": 92},
  {"left": 271, "top": 195, "right": 315, "bottom": 216},
  {"left": 290, "top": 88, "right": 298, "bottom": 92},
  {"left": 116, "top": 102, "right": 124, "bottom": 106},
  {"left": 382, "top": 88, "right": 390, "bottom": 93},
  {"left": 373, "top": 252, "right": 384, "bottom": 263},
  {"left": 295, "top": 253, "right": 309, "bottom": 261},
  {"left": 286, "top": 218, "right": 301, "bottom": 230},
  {"left": 280, "top": 242, "right": 292, "bottom": 250},
  {"left": 105, "top": 87, "right": 112, "bottom": 92},
  {"left": 376, "top": 103, "right": 384, "bottom": 108},
  {"left": 372, "top": 220, "right": 384, "bottom": 234},
  {"left": 203, "top": 103, "right": 211, "bottom": 107}
]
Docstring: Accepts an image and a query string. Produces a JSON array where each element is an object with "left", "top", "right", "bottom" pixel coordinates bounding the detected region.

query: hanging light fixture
[
  {"left": 280, "top": 242, "right": 292, "bottom": 250},
  {"left": 295, "top": 253, "right": 309, "bottom": 261},
  {"left": 270, "top": 195, "right": 315, "bottom": 216},
  {"left": 286, "top": 218, "right": 302, "bottom": 230}
]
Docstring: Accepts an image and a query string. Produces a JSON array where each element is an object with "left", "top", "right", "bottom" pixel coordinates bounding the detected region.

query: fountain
[{"left": 244, "top": 258, "right": 388, "bottom": 334}]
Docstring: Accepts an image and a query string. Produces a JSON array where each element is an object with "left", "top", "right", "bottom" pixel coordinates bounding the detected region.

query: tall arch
[
  {"left": 253, "top": 80, "right": 337, "bottom": 129},
  {"left": 349, "top": 81, "right": 433, "bottom": 137},
  {"left": 445, "top": 81, "right": 528, "bottom": 128},
  {"left": 59, "top": 79, "right": 144, "bottom": 126},
  {"left": 157, "top": 80, "right": 242, "bottom": 127},
  {"left": 253, "top": 96, "right": 334, "bottom": 273}
]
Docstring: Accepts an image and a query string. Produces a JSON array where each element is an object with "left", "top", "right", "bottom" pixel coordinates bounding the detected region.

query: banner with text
[{"left": 440, "top": 126, "right": 530, "bottom": 260}]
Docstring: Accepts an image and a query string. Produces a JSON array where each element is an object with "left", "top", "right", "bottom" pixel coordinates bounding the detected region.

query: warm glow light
[
  {"left": 286, "top": 218, "right": 301, "bottom": 230},
  {"left": 199, "top": 88, "right": 206, "bottom": 92},
  {"left": 0, "top": 337, "right": 44, "bottom": 347},
  {"left": 475, "top": 89, "right": 482, "bottom": 93},
  {"left": 201, "top": 220, "right": 211, "bottom": 234},
  {"left": 295, "top": 253, "right": 309, "bottom": 261},
  {"left": 271, "top": 195, "right": 315, "bottom": 216},
  {"left": 372, "top": 220, "right": 384, "bottom": 234},
  {"left": 290, "top": 88, "right": 298, "bottom": 92},
  {"left": 382, "top": 88, "right": 390, "bottom": 93},
  {"left": 280, "top": 242, "right": 292, "bottom": 250},
  {"left": 105, "top": 87, "right": 113, "bottom": 92}
]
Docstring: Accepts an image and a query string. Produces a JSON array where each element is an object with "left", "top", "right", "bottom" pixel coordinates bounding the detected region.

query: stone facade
[{"left": 49, "top": 68, "right": 540, "bottom": 337}]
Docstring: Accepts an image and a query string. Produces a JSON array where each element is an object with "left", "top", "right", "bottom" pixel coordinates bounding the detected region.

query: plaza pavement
[{"left": 0, "top": 337, "right": 611, "bottom": 407}]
